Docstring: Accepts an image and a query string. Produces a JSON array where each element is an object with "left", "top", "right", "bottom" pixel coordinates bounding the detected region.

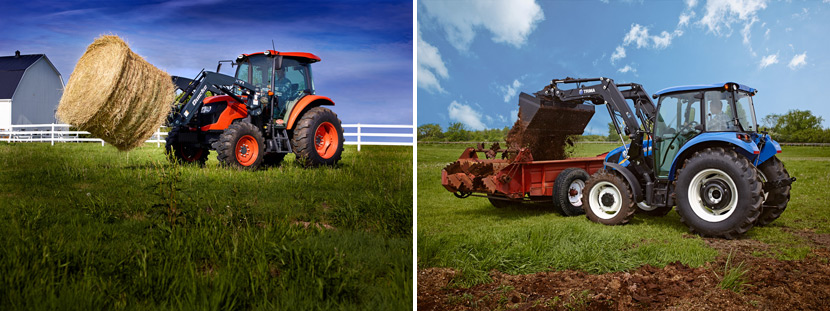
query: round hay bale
[{"left": 56, "top": 35, "right": 175, "bottom": 151}]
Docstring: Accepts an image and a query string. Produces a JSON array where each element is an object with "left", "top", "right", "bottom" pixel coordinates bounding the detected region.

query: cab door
[{"left": 653, "top": 92, "right": 702, "bottom": 178}]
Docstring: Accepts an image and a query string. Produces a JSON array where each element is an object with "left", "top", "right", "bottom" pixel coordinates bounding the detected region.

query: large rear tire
[
  {"left": 755, "top": 156, "right": 791, "bottom": 226},
  {"left": 553, "top": 168, "right": 589, "bottom": 216},
  {"left": 165, "top": 130, "right": 208, "bottom": 166},
  {"left": 675, "top": 147, "right": 762, "bottom": 239},
  {"left": 213, "top": 122, "right": 265, "bottom": 170},
  {"left": 582, "top": 169, "right": 636, "bottom": 225},
  {"left": 291, "top": 107, "right": 344, "bottom": 167}
]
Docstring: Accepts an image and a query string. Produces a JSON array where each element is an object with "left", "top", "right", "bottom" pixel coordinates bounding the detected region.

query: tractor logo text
[{"left": 579, "top": 88, "right": 595, "bottom": 95}]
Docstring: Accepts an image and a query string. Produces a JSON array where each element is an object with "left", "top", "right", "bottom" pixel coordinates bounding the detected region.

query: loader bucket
[{"left": 506, "top": 92, "right": 595, "bottom": 161}]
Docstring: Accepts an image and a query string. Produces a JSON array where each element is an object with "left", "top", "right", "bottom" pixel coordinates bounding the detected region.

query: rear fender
[
  {"left": 667, "top": 132, "right": 759, "bottom": 180},
  {"left": 285, "top": 95, "right": 335, "bottom": 130}
]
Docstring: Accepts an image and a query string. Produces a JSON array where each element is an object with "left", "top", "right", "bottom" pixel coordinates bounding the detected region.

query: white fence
[{"left": 0, "top": 123, "right": 414, "bottom": 151}]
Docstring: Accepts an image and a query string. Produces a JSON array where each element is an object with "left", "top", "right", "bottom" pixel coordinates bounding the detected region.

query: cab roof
[
  {"left": 241, "top": 50, "right": 321, "bottom": 63},
  {"left": 654, "top": 82, "right": 757, "bottom": 96}
]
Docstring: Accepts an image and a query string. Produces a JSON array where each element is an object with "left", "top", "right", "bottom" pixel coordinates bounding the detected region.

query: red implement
[{"left": 442, "top": 147, "right": 606, "bottom": 201}]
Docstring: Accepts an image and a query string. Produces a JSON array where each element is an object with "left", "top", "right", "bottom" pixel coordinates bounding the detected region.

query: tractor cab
[
  {"left": 234, "top": 51, "right": 320, "bottom": 121},
  {"left": 651, "top": 82, "right": 761, "bottom": 178}
]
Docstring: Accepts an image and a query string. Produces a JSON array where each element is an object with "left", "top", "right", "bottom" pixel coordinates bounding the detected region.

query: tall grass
[{"left": 0, "top": 143, "right": 412, "bottom": 310}]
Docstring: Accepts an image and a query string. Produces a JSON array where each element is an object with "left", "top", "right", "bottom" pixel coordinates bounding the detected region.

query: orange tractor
[{"left": 165, "top": 50, "right": 343, "bottom": 169}]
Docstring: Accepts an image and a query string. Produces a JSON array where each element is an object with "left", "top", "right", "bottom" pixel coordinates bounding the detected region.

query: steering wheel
[{"left": 678, "top": 121, "right": 699, "bottom": 135}]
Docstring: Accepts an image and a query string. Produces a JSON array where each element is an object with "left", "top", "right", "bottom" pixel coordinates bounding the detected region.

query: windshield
[
  {"left": 704, "top": 90, "right": 757, "bottom": 132},
  {"left": 734, "top": 91, "right": 757, "bottom": 132},
  {"left": 235, "top": 55, "right": 273, "bottom": 91}
]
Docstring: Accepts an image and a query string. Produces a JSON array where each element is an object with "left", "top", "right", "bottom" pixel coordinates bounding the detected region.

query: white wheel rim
[
  {"left": 687, "top": 168, "right": 738, "bottom": 222},
  {"left": 568, "top": 179, "right": 585, "bottom": 207},
  {"left": 589, "top": 181, "right": 622, "bottom": 220}
]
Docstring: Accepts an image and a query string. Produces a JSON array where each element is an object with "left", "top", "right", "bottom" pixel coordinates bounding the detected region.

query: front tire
[
  {"left": 165, "top": 130, "right": 208, "bottom": 166},
  {"left": 675, "top": 147, "right": 762, "bottom": 239},
  {"left": 582, "top": 169, "right": 635, "bottom": 225},
  {"left": 755, "top": 156, "right": 791, "bottom": 226},
  {"left": 291, "top": 107, "right": 344, "bottom": 167},
  {"left": 213, "top": 122, "right": 265, "bottom": 170},
  {"left": 553, "top": 168, "right": 589, "bottom": 216}
]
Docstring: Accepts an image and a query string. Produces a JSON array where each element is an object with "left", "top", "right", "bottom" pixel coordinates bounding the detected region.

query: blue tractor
[{"left": 529, "top": 78, "right": 794, "bottom": 239}]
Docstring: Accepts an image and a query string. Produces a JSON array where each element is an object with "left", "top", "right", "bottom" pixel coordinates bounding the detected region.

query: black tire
[
  {"left": 582, "top": 169, "right": 636, "bottom": 225},
  {"left": 636, "top": 202, "right": 673, "bottom": 216},
  {"left": 291, "top": 107, "right": 344, "bottom": 167},
  {"left": 213, "top": 122, "right": 265, "bottom": 170},
  {"left": 263, "top": 152, "right": 287, "bottom": 167},
  {"left": 487, "top": 195, "right": 522, "bottom": 208},
  {"left": 165, "top": 130, "right": 208, "bottom": 166},
  {"left": 755, "top": 156, "right": 791, "bottom": 226},
  {"left": 675, "top": 147, "right": 763, "bottom": 239},
  {"left": 553, "top": 168, "right": 589, "bottom": 216}
]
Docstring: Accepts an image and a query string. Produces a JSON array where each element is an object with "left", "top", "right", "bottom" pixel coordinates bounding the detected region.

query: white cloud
[
  {"left": 417, "top": 33, "right": 449, "bottom": 93},
  {"left": 421, "top": 0, "right": 544, "bottom": 51},
  {"left": 499, "top": 79, "right": 522, "bottom": 103},
  {"left": 610, "top": 46, "right": 626, "bottom": 64},
  {"left": 623, "top": 24, "right": 651, "bottom": 48},
  {"left": 698, "top": 0, "right": 768, "bottom": 36},
  {"left": 448, "top": 101, "right": 486, "bottom": 130},
  {"left": 686, "top": 0, "right": 699, "bottom": 8},
  {"left": 788, "top": 52, "right": 807, "bottom": 70},
  {"left": 510, "top": 109, "right": 519, "bottom": 124},
  {"left": 678, "top": 12, "right": 695, "bottom": 27},
  {"left": 652, "top": 31, "right": 674, "bottom": 49},
  {"left": 741, "top": 16, "right": 758, "bottom": 46},
  {"left": 759, "top": 53, "right": 778, "bottom": 69},
  {"left": 622, "top": 24, "right": 679, "bottom": 50},
  {"left": 618, "top": 65, "right": 636, "bottom": 73}
]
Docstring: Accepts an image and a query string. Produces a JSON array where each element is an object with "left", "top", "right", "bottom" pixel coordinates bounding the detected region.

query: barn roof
[{"left": 0, "top": 54, "right": 44, "bottom": 99}]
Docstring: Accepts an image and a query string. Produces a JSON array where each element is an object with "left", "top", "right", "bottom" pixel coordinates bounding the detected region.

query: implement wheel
[
  {"left": 675, "top": 147, "right": 762, "bottom": 239},
  {"left": 291, "top": 107, "right": 344, "bottom": 167},
  {"left": 553, "top": 168, "right": 589, "bottom": 216},
  {"left": 582, "top": 169, "right": 635, "bottom": 225},
  {"left": 214, "top": 122, "right": 264, "bottom": 170}
]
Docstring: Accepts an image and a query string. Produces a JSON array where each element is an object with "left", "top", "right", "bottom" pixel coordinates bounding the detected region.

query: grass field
[
  {"left": 0, "top": 143, "right": 412, "bottom": 310},
  {"left": 417, "top": 142, "right": 830, "bottom": 286}
]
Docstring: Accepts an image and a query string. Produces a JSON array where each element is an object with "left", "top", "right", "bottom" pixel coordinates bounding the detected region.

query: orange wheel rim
[
  {"left": 314, "top": 122, "right": 338, "bottom": 158},
  {"left": 235, "top": 135, "right": 258, "bottom": 166}
]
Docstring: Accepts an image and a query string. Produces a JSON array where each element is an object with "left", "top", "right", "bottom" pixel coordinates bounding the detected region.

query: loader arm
[
  {"left": 168, "top": 71, "right": 260, "bottom": 127},
  {"left": 543, "top": 77, "right": 659, "bottom": 201}
]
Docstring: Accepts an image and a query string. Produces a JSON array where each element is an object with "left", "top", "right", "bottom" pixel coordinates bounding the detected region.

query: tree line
[{"left": 419, "top": 110, "right": 830, "bottom": 143}]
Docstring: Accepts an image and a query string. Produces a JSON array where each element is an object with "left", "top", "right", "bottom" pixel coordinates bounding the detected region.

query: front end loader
[{"left": 165, "top": 50, "right": 344, "bottom": 170}]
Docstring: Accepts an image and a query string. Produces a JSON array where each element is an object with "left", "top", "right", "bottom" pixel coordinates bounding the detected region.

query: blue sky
[
  {"left": 0, "top": 0, "right": 413, "bottom": 126},
  {"left": 417, "top": 0, "right": 830, "bottom": 134}
]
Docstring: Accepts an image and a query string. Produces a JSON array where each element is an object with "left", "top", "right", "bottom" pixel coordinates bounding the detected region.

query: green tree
[
  {"left": 606, "top": 122, "right": 618, "bottom": 142},
  {"left": 417, "top": 123, "right": 443, "bottom": 141},
  {"left": 772, "top": 109, "right": 828, "bottom": 142},
  {"left": 445, "top": 122, "right": 471, "bottom": 142}
]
